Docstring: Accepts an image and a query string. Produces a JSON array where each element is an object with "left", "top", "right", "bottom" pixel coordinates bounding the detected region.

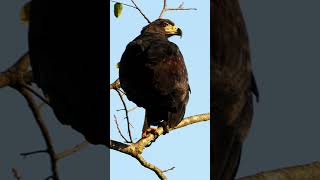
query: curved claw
[{"left": 142, "top": 127, "right": 159, "bottom": 138}]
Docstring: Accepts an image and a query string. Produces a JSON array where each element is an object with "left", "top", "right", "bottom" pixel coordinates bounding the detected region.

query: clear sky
[{"left": 110, "top": 0, "right": 210, "bottom": 180}]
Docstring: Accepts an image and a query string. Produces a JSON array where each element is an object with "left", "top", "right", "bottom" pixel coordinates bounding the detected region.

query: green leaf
[
  {"left": 20, "top": 1, "right": 31, "bottom": 23},
  {"left": 114, "top": 3, "right": 123, "bottom": 18}
]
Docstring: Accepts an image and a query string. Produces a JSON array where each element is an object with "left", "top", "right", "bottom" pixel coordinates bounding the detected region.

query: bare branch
[
  {"left": 114, "top": 115, "right": 131, "bottom": 143},
  {"left": 108, "top": 113, "right": 210, "bottom": 179},
  {"left": 0, "top": 52, "right": 30, "bottom": 88},
  {"left": 11, "top": 168, "right": 22, "bottom": 180},
  {"left": 20, "top": 149, "right": 48, "bottom": 158},
  {"left": 20, "top": 84, "right": 51, "bottom": 106},
  {"left": 159, "top": 0, "right": 197, "bottom": 19},
  {"left": 55, "top": 141, "right": 90, "bottom": 160},
  {"left": 110, "top": 0, "right": 137, "bottom": 9},
  {"left": 136, "top": 154, "right": 168, "bottom": 180},
  {"left": 163, "top": 167, "right": 175, "bottom": 173},
  {"left": 16, "top": 87, "right": 59, "bottom": 180},
  {"left": 159, "top": 0, "right": 168, "bottom": 19},
  {"left": 129, "top": 0, "right": 151, "bottom": 23},
  {"left": 115, "top": 88, "right": 133, "bottom": 142},
  {"left": 237, "top": 161, "right": 320, "bottom": 180}
]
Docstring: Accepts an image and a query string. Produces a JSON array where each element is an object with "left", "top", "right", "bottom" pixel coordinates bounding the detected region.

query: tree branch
[
  {"left": 159, "top": 0, "right": 197, "bottom": 19},
  {"left": 129, "top": 0, "right": 151, "bottom": 23},
  {"left": 114, "top": 115, "right": 131, "bottom": 143},
  {"left": 55, "top": 141, "right": 90, "bottom": 160},
  {"left": 115, "top": 88, "right": 133, "bottom": 142},
  {"left": 16, "top": 87, "right": 59, "bottom": 180},
  {"left": 0, "top": 52, "right": 31, "bottom": 88},
  {"left": 108, "top": 113, "right": 210, "bottom": 180},
  {"left": 237, "top": 161, "right": 320, "bottom": 180}
]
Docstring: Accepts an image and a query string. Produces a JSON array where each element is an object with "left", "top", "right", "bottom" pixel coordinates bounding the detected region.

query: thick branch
[
  {"left": 110, "top": 79, "right": 120, "bottom": 90},
  {"left": 0, "top": 52, "right": 31, "bottom": 88},
  {"left": 237, "top": 161, "right": 320, "bottom": 180}
]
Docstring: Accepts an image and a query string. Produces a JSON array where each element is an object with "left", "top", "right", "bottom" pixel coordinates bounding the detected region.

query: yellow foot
[{"left": 142, "top": 127, "right": 159, "bottom": 138}]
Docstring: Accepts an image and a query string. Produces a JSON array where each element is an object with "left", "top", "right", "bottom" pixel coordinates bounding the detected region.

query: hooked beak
[{"left": 164, "top": 25, "right": 183, "bottom": 38}]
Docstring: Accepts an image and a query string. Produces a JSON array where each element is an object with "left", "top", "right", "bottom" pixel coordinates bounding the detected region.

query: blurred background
[
  {"left": 0, "top": 1, "right": 107, "bottom": 179},
  {"left": 238, "top": 0, "right": 320, "bottom": 178}
]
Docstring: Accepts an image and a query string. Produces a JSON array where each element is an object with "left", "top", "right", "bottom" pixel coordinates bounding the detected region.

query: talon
[{"left": 142, "top": 127, "right": 159, "bottom": 138}]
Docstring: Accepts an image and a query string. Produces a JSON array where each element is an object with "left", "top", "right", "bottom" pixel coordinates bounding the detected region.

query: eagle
[
  {"left": 28, "top": 1, "right": 109, "bottom": 145},
  {"left": 212, "top": 1, "right": 259, "bottom": 180},
  {"left": 119, "top": 19, "right": 190, "bottom": 137}
]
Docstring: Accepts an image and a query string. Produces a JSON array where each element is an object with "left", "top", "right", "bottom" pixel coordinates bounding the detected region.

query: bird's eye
[{"left": 162, "top": 23, "right": 169, "bottom": 27}]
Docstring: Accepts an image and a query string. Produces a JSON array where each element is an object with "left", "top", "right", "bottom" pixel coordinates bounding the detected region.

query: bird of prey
[
  {"left": 212, "top": 1, "right": 259, "bottom": 180},
  {"left": 28, "top": 1, "right": 109, "bottom": 145},
  {"left": 119, "top": 19, "right": 190, "bottom": 137}
]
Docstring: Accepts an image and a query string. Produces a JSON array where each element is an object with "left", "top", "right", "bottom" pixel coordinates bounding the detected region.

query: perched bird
[
  {"left": 212, "top": 0, "right": 259, "bottom": 180},
  {"left": 119, "top": 19, "right": 190, "bottom": 137},
  {"left": 28, "top": 0, "right": 109, "bottom": 145}
]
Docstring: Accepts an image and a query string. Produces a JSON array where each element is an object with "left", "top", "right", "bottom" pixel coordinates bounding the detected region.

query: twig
[
  {"left": 114, "top": 115, "right": 130, "bottom": 143},
  {"left": 158, "top": 0, "right": 197, "bottom": 19},
  {"left": 115, "top": 88, "right": 133, "bottom": 143},
  {"left": 127, "top": 106, "right": 138, "bottom": 112},
  {"left": 159, "top": 0, "right": 168, "bottom": 19},
  {"left": 20, "top": 84, "right": 51, "bottom": 106},
  {"left": 17, "top": 87, "right": 59, "bottom": 180},
  {"left": 55, "top": 141, "right": 90, "bottom": 160},
  {"left": 136, "top": 154, "right": 168, "bottom": 180},
  {"left": 129, "top": 0, "right": 151, "bottom": 23},
  {"left": 163, "top": 167, "right": 175, "bottom": 173},
  {"left": 20, "top": 149, "right": 48, "bottom": 158},
  {"left": 12, "top": 168, "right": 22, "bottom": 180},
  {"left": 110, "top": 0, "right": 137, "bottom": 9}
]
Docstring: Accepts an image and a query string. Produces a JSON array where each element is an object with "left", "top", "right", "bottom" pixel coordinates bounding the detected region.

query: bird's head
[{"left": 141, "top": 19, "right": 182, "bottom": 38}]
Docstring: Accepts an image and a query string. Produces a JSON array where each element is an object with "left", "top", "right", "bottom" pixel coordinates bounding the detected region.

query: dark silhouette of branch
[
  {"left": 0, "top": 52, "right": 60, "bottom": 179},
  {"left": 115, "top": 88, "right": 133, "bottom": 142},
  {"left": 110, "top": 0, "right": 136, "bottom": 9},
  {"left": 0, "top": 52, "right": 31, "bottom": 88},
  {"left": 11, "top": 168, "right": 22, "bottom": 180},
  {"left": 55, "top": 141, "right": 90, "bottom": 160},
  {"left": 114, "top": 115, "right": 131, "bottom": 143},
  {"left": 237, "top": 161, "right": 320, "bottom": 180},
  {"left": 129, "top": 0, "right": 151, "bottom": 23},
  {"left": 20, "top": 83, "right": 51, "bottom": 106},
  {"left": 110, "top": 0, "right": 151, "bottom": 23},
  {"left": 16, "top": 87, "right": 59, "bottom": 180},
  {"left": 20, "top": 150, "right": 48, "bottom": 158}
]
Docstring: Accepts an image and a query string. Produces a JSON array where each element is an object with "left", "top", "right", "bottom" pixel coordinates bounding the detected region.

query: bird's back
[{"left": 119, "top": 33, "right": 189, "bottom": 128}]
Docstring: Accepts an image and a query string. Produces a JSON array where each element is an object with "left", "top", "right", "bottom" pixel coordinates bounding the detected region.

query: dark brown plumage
[
  {"left": 28, "top": 0, "right": 109, "bottom": 145},
  {"left": 212, "top": 1, "right": 259, "bottom": 180},
  {"left": 119, "top": 19, "right": 190, "bottom": 136}
]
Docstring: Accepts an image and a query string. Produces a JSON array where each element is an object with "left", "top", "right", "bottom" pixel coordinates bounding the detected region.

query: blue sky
[{"left": 110, "top": 0, "right": 210, "bottom": 179}]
